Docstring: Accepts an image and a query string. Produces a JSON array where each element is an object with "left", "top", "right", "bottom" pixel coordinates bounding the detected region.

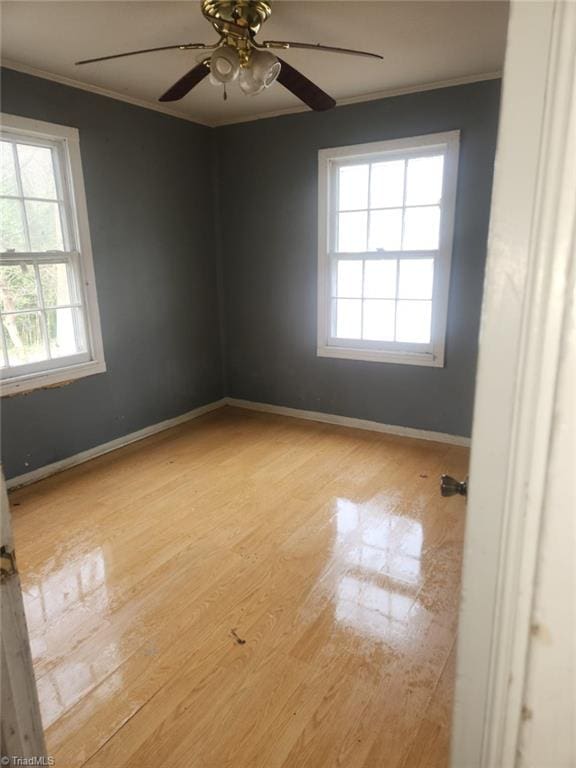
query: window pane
[
  {"left": 1, "top": 141, "right": 18, "bottom": 196},
  {"left": 396, "top": 300, "right": 432, "bottom": 343},
  {"left": 338, "top": 164, "right": 369, "bottom": 211},
  {"left": 406, "top": 155, "right": 444, "bottom": 206},
  {"left": 25, "top": 200, "right": 64, "bottom": 251},
  {"left": 338, "top": 211, "right": 367, "bottom": 252},
  {"left": 0, "top": 198, "right": 27, "bottom": 251},
  {"left": 46, "top": 307, "right": 85, "bottom": 358},
  {"left": 0, "top": 264, "right": 39, "bottom": 311},
  {"left": 335, "top": 298, "right": 361, "bottom": 339},
  {"left": 39, "top": 262, "right": 73, "bottom": 306},
  {"left": 398, "top": 259, "right": 434, "bottom": 299},
  {"left": 370, "top": 160, "right": 405, "bottom": 208},
  {"left": 3, "top": 311, "right": 47, "bottom": 366},
  {"left": 336, "top": 260, "right": 362, "bottom": 298},
  {"left": 17, "top": 144, "right": 58, "bottom": 200},
  {"left": 403, "top": 206, "right": 440, "bottom": 250},
  {"left": 369, "top": 209, "right": 403, "bottom": 251},
  {"left": 363, "top": 300, "right": 395, "bottom": 341},
  {"left": 364, "top": 260, "right": 397, "bottom": 299}
]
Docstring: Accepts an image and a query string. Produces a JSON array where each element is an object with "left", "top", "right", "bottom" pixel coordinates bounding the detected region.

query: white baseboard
[
  {"left": 6, "top": 398, "right": 227, "bottom": 490},
  {"left": 6, "top": 395, "right": 469, "bottom": 491},
  {"left": 225, "top": 398, "right": 471, "bottom": 447}
]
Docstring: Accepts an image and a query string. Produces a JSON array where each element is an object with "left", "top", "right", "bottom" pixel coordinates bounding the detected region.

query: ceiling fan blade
[
  {"left": 76, "top": 43, "right": 215, "bottom": 66},
  {"left": 159, "top": 61, "right": 211, "bottom": 102},
  {"left": 261, "top": 41, "right": 383, "bottom": 60},
  {"left": 276, "top": 58, "right": 335, "bottom": 112}
]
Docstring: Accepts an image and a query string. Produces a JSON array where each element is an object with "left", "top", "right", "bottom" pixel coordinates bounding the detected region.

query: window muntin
[
  {"left": 0, "top": 138, "right": 69, "bottom": 253},
  {"left": 0, "top": 256, "right": 88, "bottom": 371},
  {"left": 332, "top": 257, "right": 434, "bottom": 345},
  {"left": 0, "top": 115, "right": 105, "bottom": 393},
  {"left": 318, "top": 132, "right": 459, "bottom": 367},
  {"left": 335, "top": 154, "right": 444, "bottom": 255}
]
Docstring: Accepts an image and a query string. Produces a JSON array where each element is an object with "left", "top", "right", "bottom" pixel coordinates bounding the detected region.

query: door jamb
[
  {"left": 451, "top": 1, "right": 576, "bottom": 765},
  {"left": 1, "top": 471, "right": 47, "bottom": 760}
]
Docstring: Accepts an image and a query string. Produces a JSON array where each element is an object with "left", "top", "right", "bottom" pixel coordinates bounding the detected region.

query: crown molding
[
  {"left": 0, "top": 59, "right": 210, "bottom": 127},
  {"left": 211, "top": 71, "right": 503, "bottom": 127},
  {"left": 1, "top": 58, "right": 501, "bottom": 129}
]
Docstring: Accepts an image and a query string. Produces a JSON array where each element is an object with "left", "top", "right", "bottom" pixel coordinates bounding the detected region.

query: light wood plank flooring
[{"left": 10, "top": 406, "right": 468, "bottom": 768}]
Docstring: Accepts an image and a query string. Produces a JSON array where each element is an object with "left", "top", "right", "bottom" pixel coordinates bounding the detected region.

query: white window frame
[
  {"left": 317, "top": 131, "right": 460, "bottom": 367},
  {"left": 1, "top": 113, "right": 105, "bottom": 396}
]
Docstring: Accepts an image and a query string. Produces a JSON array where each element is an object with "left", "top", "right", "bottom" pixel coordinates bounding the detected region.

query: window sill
[
  {"left": 1, "top": 359, "right": 107, "bottom": 397},
  {"left": 317, "top": 344, "right": 444, "bottom": 367}
]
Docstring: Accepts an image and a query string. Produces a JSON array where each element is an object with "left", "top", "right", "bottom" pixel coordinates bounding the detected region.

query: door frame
[
  {"left": 1, "top": 471, "right": 47, "bottom": 760},
  {"left": 451, "top": 1, "right": 576, "bottom": 765}
]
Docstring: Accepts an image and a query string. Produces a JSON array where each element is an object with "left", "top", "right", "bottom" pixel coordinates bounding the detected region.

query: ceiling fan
[{"left": 75, "top": 0, "right": 383, "bottom": 111}]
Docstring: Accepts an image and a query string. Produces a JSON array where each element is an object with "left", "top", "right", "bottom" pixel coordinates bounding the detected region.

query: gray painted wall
[
  {"left": 1, "top": 73, "right": 500, "bottom": 480},
  {"left": 1, "top": 68, "right": 224, "bottom": 479},
  {"left": 216, "top": 80, "right": 501, "bottom": 437}
]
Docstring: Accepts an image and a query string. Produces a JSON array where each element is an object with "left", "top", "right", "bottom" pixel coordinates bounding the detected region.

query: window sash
[
  {"left": 329, "top": 154, "right": 444, "bottom": 255},
  {"left": 327, "top": 250, "right": 439, "bottom": 260},
  {"left": 0, "top": 251, "right": 88, "bottom": 376},
  {"left": 317, "top": 131, "right": 459, "bottom": 367},
  {"left": 1, "top": 134, "right": 75, "bottom": 255},
  {"left": 0, "top": 351, "right": 91, "bottom": 379},
  {"left": 327, "top": 251, "right": 440, "bottom": 351},
  {"left": 1, "top": 251, "right": 78, "bottom": 262},
  {"left": 332, "top": 144, "right": 448, "bottom": 168},
  {"left": 326, "top": 336, "right": 432, "bottom": 354},
  {"left": 335, "top": 203, "right": 440, "bottom": 215}
]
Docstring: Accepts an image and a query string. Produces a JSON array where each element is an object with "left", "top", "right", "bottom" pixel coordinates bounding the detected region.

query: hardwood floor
[{"left": 9, "top": 406, "right": 469, "bottom": 768}]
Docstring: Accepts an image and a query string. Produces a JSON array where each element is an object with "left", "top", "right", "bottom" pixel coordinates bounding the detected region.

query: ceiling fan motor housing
[{"left": 201, "top": 0, "right": 272, "bottom": 35}]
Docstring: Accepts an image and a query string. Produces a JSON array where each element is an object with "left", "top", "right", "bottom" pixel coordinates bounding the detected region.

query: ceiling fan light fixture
[
  {"left": 210, "top": 45, "right": 240, "bottom": 83},
  {"left": 238, "top": 67, "right": 265, "bottom": 96},
  {"left": 76, "top": 0, "right": 382, "bottom": 110},
  {"left": 250, "top": 49, "right": 281, "bottom": 88},
  {"left": 238, "top": 49, "right": 280, "bottom": 96}
]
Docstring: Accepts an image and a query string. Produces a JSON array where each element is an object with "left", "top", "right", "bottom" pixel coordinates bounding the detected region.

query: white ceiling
[{"left": 1, "top": 1, "right": 509, "bottom": 127}]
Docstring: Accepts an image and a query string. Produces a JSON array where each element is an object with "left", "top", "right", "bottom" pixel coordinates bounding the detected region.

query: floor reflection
[
  {"left": 22, "top": 547, "right": 122, "bottom": 727},
  {"left": 335, "top": 497, "right": 423, "bottom": 584},
  {"left": 25, "top": 547, "right": 108, "bottom": 634},
  {"left": 333, "top": 497, "right": 424, "bottom": 642},
  {"left": 336, "top": 576, "right": 415, "bottom": 639}
]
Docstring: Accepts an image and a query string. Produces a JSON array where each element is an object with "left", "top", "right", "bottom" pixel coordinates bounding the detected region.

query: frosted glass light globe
[
  {"left": 210, "top": 46, "right": 241, "bottom": 84},
  {"left": 251, "top": 50, "right": 281, "bottom": 88},
  {"left": 239, "top": 66, "right": 266, "bottom": 96},
  {"left": 239, "top": 50, "right": 281, "bottom": 96}
]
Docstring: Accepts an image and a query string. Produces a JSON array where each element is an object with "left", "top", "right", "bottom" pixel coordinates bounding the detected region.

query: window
[
  {"left": 317, "top": 132, "right": 459, "bottom": 366},
  {"left": 1, "top": 114, "right": 105, "bottom": 395}
]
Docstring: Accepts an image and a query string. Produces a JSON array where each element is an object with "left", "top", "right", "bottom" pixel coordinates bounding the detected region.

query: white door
[
  {"left": 451, "top": 1, "right": 576, "bottom": 766},
  {"left": 1, "top": 471, "right": 47, "bottom": 761}
]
